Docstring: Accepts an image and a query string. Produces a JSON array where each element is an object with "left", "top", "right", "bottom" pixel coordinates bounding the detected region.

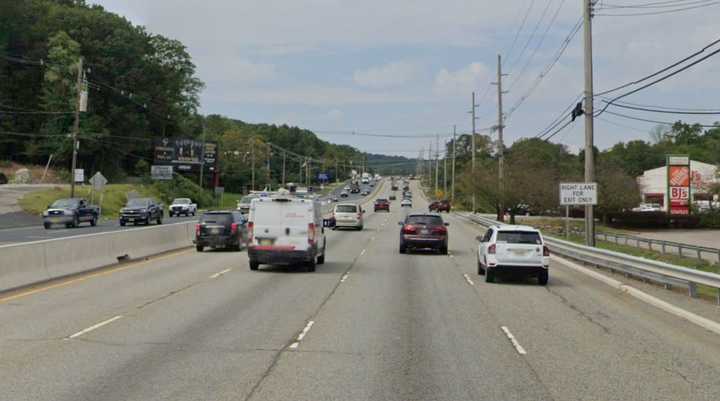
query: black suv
[
  {"left": 195, "top": 211, "right": 248, "bottom": 252},
  {"left": 119, "top": 198, "right": 164, "bottom": 226}
]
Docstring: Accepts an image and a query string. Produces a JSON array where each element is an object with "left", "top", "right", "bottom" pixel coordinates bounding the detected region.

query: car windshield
[
  {"left": 201, "top": 212, "right": 233, "bottom": 224},
  {"left": 126, "top": 199, "right": 150, "bottom": 208},
  {"left": 336, "top": 205, "right": 358, "bottom": 213},
  {"left": 173, "top": 198, "right": 190, "bottom": 204},
  {"left": 376, "top": 199, "right": 388, "bottom": 203},
  {"left": 497, "top": 231, "right": 542, "bottom": 245},
  {"left": 50, "top": 199, "right": 78, "bottom": 208},
  {"left": 406, "top": 216, "right": 442, "bottom": 226}
]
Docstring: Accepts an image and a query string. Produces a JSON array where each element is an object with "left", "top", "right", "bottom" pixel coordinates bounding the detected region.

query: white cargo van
[{"left": 247, "top": 194, "right": 328, "bottom": 272}]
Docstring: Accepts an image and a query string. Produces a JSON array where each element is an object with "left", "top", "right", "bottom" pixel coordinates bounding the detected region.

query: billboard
[
  {"left": 667, "top": 155, "right": 691, "bottom": 215},
  {"left": 154, "top": 138, "right": 218, "bottom": 172}
]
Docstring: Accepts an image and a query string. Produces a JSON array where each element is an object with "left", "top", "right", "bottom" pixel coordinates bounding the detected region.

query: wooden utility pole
[
  {"left": 70, "top": 57, "right": 83, "bottom": 198},
  {"left": 451, "top": 125, "right": 457, "bottom": 202},
  {"left": 495, "top": 54, "right": 506, "bottom": 222},
  {"left": 584, "top": 0, "right": 596, "bottom": 246}
]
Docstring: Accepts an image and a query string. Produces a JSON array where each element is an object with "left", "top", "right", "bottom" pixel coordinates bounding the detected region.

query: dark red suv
[
  {"left": 429, "top": 200, "right": 451, "bottom": 213},
  {"left": 374, "top": 198, "right": 390, "bottom": 212}
]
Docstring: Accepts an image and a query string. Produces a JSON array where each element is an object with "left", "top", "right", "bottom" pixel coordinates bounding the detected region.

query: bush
[
  {"left": 698, "top": 210, "right": 720, "bottom": 228},
  {"left": 152, "top": 174, "right": 214, "bottom": 208}
]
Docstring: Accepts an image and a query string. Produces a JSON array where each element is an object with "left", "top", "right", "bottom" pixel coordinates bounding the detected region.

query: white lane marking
[
  {"left": 500, "top": 326, "right": 527, "bottom": 355},
  {"left": 288, "top": 320, "right": 315, "bottom": 349},
  {"left": 370, "top": 236, "right": 375, "bottom": 241},
  {"left": 289, "top": 342, "right": 300, "bottom": 349},
  {"left": 67, "top": 315, "right": 123, "bottom": 339},
  {"left": 360, "top": 249, "right": 366, "bottom": 256},
  {"left": 463, "top": 273, "right": 475, "bottom": 286},
  {"left": 340, "top": 273, "right": 349, "bottom": 283},
  {"left": 209, "top": 268, "right": 232, "bottom": 279}
]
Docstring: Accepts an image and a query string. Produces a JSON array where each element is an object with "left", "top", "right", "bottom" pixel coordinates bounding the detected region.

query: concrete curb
[{"left": 552, "top": 254, "right": 720, "bottom": 337}]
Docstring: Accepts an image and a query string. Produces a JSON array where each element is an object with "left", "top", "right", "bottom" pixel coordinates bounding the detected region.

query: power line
[
  {"left": 504, "top": 0, "right": 538, "bottom": 67},
  {"left": 610, "top": 99, "right": 720, "bottom": 112},
  {"left": 604, "top": 109, "right": 719, "bottom": 128},
  {"left": 600, "top": 0, "right": 716, "bottom": 9},
  {"left": 596, "top": 0, "right": 720, "bottom": 15},
  {"left": 602, "top": 100, "right": 720, "bottom": 115},
  {"left": 532, "top": 94, "right": 583, "bottom": 138},
  {"left": 508, "top": 0, "right": 553, "bottom": 74}
]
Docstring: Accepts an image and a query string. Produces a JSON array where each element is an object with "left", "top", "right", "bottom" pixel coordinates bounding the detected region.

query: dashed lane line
[
  {"left": 209, "top": 268, "right": 232, "bottom": 279},
  {"left": 463, "top": 273, "right": 475, "bottom": 286},
  {"left": 67, "top": 315, "right": 123, "bottom": 339},
  {"left": 288, "top": 320, "right": 315, "bottom": 350},
  {"left": 501, "top": 326, "right": 527, "bottom": 355}
]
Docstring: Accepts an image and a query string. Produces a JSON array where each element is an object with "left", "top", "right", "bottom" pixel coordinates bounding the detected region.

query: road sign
[
  {"left": 214, "top": 186, "right": 224, "bottom": 195},
  {"left": 318, "top": 173, "right": 329, "bottom": 181},
  {"left": 89, "top": 172, "right": 107, "bottom": 191},
  {"left": 560, "top": 182, "right": 597, "bottom": 205},
  {"left": 74, "top": 169, "right": 84, "bottom": 183},
  {"left": 151, "top": 165, "right": 173, "bottom": 180}
]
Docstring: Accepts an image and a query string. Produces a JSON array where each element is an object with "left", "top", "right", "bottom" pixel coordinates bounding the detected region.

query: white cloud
[
  {"left": 433, "top": 62, "right": 491, "bottom": 96},
  {"left": 353, "top": 61, "right": 420, "bottom": 88}
]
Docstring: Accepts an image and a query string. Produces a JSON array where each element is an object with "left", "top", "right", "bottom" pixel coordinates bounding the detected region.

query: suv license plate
[{"left": 259, "top": 238, "right": 273, "bottom": 246}]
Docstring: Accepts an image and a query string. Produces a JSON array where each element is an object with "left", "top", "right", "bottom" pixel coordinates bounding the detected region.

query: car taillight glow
[
  {"left": 431, "top": 226, "right": 447, "bottom": 235},
  {"left": 488, "top": 244, "right": 496, "bottom": 254},
  {"left": 231, "top": 223, "right": 239, "bottom": 235},
  {"left": 247, "top": 222, "right": 254, "bottom": 243},
  {"left": 195, "top": 224, "right": 201, "bottom": 237},
  {"left": 308, "top": 223, "right": 316, "bottom": 245},
  {"left": 543, "top": 245, "right": 550, "bottom": 256},
  {"left": 402, "top": 224, "right": 417, "bottom": 234}
]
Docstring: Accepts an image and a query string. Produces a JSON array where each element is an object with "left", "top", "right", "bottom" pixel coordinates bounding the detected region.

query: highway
[{"left": 1, "top": 179, "right": 719, "bottom": 401}]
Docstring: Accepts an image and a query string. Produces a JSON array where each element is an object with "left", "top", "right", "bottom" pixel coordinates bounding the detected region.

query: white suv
[
  {"left": 476, "top": 225, "right": 549, "bottom": 285},
  {"left": 332, "top": 203, "right": 364, "bottom": 230}
]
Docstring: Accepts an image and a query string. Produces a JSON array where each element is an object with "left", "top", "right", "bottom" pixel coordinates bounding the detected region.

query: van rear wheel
[
  {"left": 306, "top": 260, "right": 316, "bottom": 272},
  {"left": 538, "top": 271, "right": 549, "bottom": 285},
  {"left": 249, "top": 261, "right": 259, "bottom": 271}
]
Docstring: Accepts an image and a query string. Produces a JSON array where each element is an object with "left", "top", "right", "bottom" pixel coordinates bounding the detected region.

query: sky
[{"left": 89, "top": 0, "right": 720, "bottom": 157}]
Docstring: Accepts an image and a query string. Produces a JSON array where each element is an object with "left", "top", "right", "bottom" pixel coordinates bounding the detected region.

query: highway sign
[
  {"left": 89, "top": 172, "right": 107, "bottom": 191},
  {"left": 151, "top": 165, "right": 173, "bottom": 180},
  {"left": 560, "top": 182, "right": 597, "bottom": 205},
  {"left": 74, "top": 169, "right": 84, "bottom": 183}
]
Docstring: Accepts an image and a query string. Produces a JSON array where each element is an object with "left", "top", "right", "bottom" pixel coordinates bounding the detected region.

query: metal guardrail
[
  {"left": 595, "top": 232, "right": 720, "bottom": 263},
  {"left": 459, "top": 213, "right": 720, "bottom": 304}
]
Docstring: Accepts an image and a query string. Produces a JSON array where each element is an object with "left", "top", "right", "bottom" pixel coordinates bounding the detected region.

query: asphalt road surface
[{"left": 1, "top": 179, "right": 719, "bottom": 401}]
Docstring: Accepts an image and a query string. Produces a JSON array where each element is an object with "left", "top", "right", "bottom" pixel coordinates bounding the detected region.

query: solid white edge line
[
  {"left": 501, "top": 326, "right": 527, "bottom": 355},
  {"left": 67, "top": 315, "right": 123, "bottom": 339},
  {"left": 209, "top": 268, "right": 232, "bottom": 279},
  {"left": 551, "top": 254, "right": 720, "bottom": 337},
  {"left": 340, "top": 273, "right": 349, "bottom": 283}
]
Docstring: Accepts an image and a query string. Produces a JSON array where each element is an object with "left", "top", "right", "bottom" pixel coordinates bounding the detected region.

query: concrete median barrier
[{"left": 0, "top": 222, "right": 196, "bottom": 293}]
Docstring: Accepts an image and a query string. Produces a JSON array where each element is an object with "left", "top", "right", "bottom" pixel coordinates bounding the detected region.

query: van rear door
[
  {"left": 495, "top": 230, "right": 544, "bottom": 266},
  {"left": 251, "top": 199, "right": 313, "bottom": 251}
]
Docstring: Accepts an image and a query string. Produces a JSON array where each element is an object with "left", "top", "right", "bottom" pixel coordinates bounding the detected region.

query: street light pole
[{"left": 584, "top": 0, "right": 596, "bottom": 246}]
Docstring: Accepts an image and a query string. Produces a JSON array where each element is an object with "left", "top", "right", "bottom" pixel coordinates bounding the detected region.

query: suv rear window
[
  {"left": 406, "top": 215, "right": 443, "bottom": 226},
  {"left": 376, "top": 199, "right": 388, "bottom": 203},
  {"left": 336, "top": 205, "right": 358, "bottom": 213},
  {"left": 496, "top": 231, "right": 542, "bottom": 244},
  {"left": 201, "top": 213, "right": 233, "bottom": 224}
]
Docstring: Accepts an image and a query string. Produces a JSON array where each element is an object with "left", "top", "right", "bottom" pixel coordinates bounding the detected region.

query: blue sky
[{"left": 90, "top": 0, "right": 720, "bottom": 157}]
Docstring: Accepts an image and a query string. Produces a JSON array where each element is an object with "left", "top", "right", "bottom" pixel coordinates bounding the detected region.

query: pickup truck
[
  {"left": 169, "top": 198, "right": 197, "bottom": 217},
  {"left": 43, "top": 198, "right": 100, "bottom": 229},
  {"left": 429, "top": 200, "right": 451, "bottom": 213},
  {"left": 119, "top": 197, "right": 164, "bottom": 226}
]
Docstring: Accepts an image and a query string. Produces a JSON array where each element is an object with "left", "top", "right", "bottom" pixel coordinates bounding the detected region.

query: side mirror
[{"left": 444, "top": 222, "right": 450, "bottom": 226}]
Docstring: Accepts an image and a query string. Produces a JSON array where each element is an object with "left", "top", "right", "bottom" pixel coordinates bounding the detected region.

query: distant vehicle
[
  {"left": 236, "top": 195, "right": 257, "bottom": 215},
  {"left": 398, "top": 213, "right": 449, "bottom": 254},
  {"left": 632, "top": 203, "right": 663, "bottom": 212},
  {"left": 344, "top": 185, "right": 351, "bottom": 191},
  {"left": 389, "top": 194, "right": 397, "bottom": 201},
  {"left": 340, "top": 190, "right": 349, "bottom": 198},
  {"left": 350, "top": 184, "right": 361, "bottom": 194},
  {"left": 42, "top": 198, "right": 99, "bottom": 229},
  {"left": 476, "top": 225, "right": 549, "bottom": 285},
  {"left": 169, "top": 198, "right": 197, "bottom": 217},
  {"left": 391, "top": 185, "right": 399, "bottom": 191},
  {"left": 361, "top": 190, "right": 370, "bottom": 196},
  {"left": 333, "top": 203, "right": 364, "bottom": 230},
  {"left": 247, "top": 195, "right": 328, "bottom": 272},
  {"left": 194, "top": 211, "right": 247, "bottom": 252},
  {"left": 331, "top": 196, "right": 339, "bottom": 202},
  {"left": 429, "top": 200, "right": 451, "bottom": 213},
  {"left": 401, "top": 199, "right": 412, "bottom": 207},
  {"left": 369, "top": 182, "right": 375, "bottom": 187},
  {"left": 119, "top": 197, "right": 164, "bottom": 226},
  {"left": 374, "top": 198, "right": 390, "bottom": 212},
  {"left": 403, "top": 191, "right": 412, "bottom": 199}
]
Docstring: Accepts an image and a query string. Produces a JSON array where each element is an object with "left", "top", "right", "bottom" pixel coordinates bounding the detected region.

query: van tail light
[
  {"left": 488, "top": 244, "right": 496, "bottom": 254},
  {"left": 231, "top": 223, "right": 239, "bottom": 235},
  {"left": 247, "top": 222, "right": 255, "bottom": 244},
  {"left": 308, "top": 223, "right": 317, "bottom": 245},
  {"left": 195, "top": 224, "right": 201, "bottom": 237},
  {"left": 543, "top": 245, "right": 550, "bottom": 256},
  {"left": 431, "top": 226, "right": 447, "bottom": 235},
  {"left": 357, "top": 213, "right": 362, "bottom": 220},
  {"left": 402, "top": 224, "right": 417, "bottom": 234}
]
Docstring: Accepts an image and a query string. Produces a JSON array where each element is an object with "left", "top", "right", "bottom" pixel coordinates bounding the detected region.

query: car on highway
[
  {"left": 401, "top": 199, "right": 412, "bottom": 207},
  {"left": 333, "top": 203, "right": 364, "bottom": 230},
  {"left": 237, "top": 195, "right": 258, "bottom": 215},
  {"left": 344, "top": 185, "right": 351, "bottom": 191},
  {"left": 429, "top": 200, "right": 451, "bottom": 213},
  {"left": 476, "top": 225, "right": 549, "bottom": 285},
  {"left": 361, "top": 190, "right": 370, "bottom": 196},
  {"left": 389, "top": 194, "right": 397, "bottom": 200},
  {"left": 331, "top": 196, "right": 339, "bottom": 202},
  {"left": 42, "top": 198, "right": 99, "bottom": 229},
  {"left": 169, "top": 198, "right": 197, "bottom": 217},
  {"left": 340, "top": 190, "right": 349, "bottom": 198},
  {"left": 195, "top": 211, "right": 247, "bottom": 252},
  {"left": 374, "top": 198, "right": 390, "bottom": 212},
  {"left": 247, "top": 193, "right": 327, "bottom": 272},
  {"left": 119, "top": 197, "right": 164, "bottom": 226},
  {"left": 398, "top": 213, "right": 449, "bottom": 254}
]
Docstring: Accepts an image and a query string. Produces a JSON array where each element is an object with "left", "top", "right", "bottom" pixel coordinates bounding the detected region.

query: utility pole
[
  {"left": 493, "top": 54, "right": 507, "bottom": 222},
  {"left": 451, "top": 125, "right": 457, "bottom": 202},
  {"left": 70, "top": 57, "right": 83, "bottom": 198},
  {"left": 584, "top": 0, "right": 596, "bottom": 246},
  {"left": 306, "top": 158, "right": 310, "bottom": 187},
  {"left": 470, "top": 91, "right": 478, "bottom": 212},
  {"left": 251, "top": 138, "right": 255, "bottom": 191},
  {"left": 282, "top": 151, "right": 286, "bottom": 186},
  {"left": 435, "top": 134, "right": 440, "bottom": 196},
  {"left": 199, "top": 119, "right": 207, "bottom": 188},
  {"left": 443, "top": 149, "right": 447, "bottom": 196}
]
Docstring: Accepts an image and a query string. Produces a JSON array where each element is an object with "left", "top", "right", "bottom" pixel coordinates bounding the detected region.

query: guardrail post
[
  {"left": 688, "top": 282, "right": 698, "bottom": 298},
  {"left": 717, "top": 288, "right": 720, "bottom": 306},
  {"left": 661, "top": 243, "right": 666, "bottom": 254},
  {"left": 697, "top": 249, "right": 701, "bottom": 260},
  {"left": 679, "top": 246, "right": 683, "bottom": 257}
]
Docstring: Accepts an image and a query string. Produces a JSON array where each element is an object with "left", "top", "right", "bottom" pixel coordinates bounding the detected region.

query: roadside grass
[
  {"left": 19, "top": 184, "right": 164, "bottom": 218},
  {"left": 219, "top": 192, "right": 243, "bottom": 209}
]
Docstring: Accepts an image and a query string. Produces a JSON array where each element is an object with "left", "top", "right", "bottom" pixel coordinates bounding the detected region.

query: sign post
[
  {"left": 667, "top": 155, "right": 691, "bottom": 215},
  {"left": 89, "top": 172, "right": 108, "bottom": 215},
  {"left": 560, "top": 182, "right": 598, "bottom": 243}
]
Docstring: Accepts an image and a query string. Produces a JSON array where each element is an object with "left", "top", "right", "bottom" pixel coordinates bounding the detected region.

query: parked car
[
  {"left": 632, "top": 203, "right": 663, "bottom": 212},
  {"left": 398, "top": 213, "right": 449, "bottom": 254},
  {"left": 401, "top": 199, "right": 412, "bottom": 207},
  {"left": 476, "top": 225, "right": 549, "bottom": 285},
  {"left": 169, "top": 198, "right": 197, "bottom": 217},
  {"left": 195, "top": 211, "right": 247, "bottom": 252},
  {"left": 333, "top": 203, "right": 364, "bottom": 230},
  {"left": 247, "top": 195, "right": 328, "bottom": 272},
  {"left": 119, "top": 197, "right": 164, "bottom": 226},
  {"left": 42, "top": 198, "right": 99, "bottom": 229},
  {"left": 374, "top": 198, "right": 390, "bottom": 212},
  {"left": 429, "top": 200, "right": 451, "bottom": 213}
]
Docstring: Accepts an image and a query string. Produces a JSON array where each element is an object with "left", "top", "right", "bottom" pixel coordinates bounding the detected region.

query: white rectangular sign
[
  {"left": 74, "top": 169, "right": 84, "bottom": 183},
  {"left": 151, "top": 165, "right": 173, "bottom": 180},
  {"left": 560, "top": 182, "right": 597, "bottom": 205},
  {"left": 667, "top": 156, "right": 689, "bottom": 165}
]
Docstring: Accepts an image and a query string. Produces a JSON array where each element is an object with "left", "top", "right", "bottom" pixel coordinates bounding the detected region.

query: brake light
[
  {"left": 247, "top": 222, "right": 254, "bottom": 243},
  {"left": 231, "top": 222, "right": 239, "bottom": 235},
  {"left": 543, "top": 245, "right": 550, "bottom": 256},
  {"left": 488, "top": 244, "right": 496, "bottom": 254},
  {"left": 431, "top": 226, "right": 447, "bottom": 235},
  {"left": 402, "top": 224, "right": 417, "bottom": 234},
  {"left": 195, "top": 224, "right": 201, "bottom": 237},
  {"left": 308, "top": 223, "right": 317, "bottom": 245},
  {"left": 357, "top": 213, "right": 362, "bottom": 219}
]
